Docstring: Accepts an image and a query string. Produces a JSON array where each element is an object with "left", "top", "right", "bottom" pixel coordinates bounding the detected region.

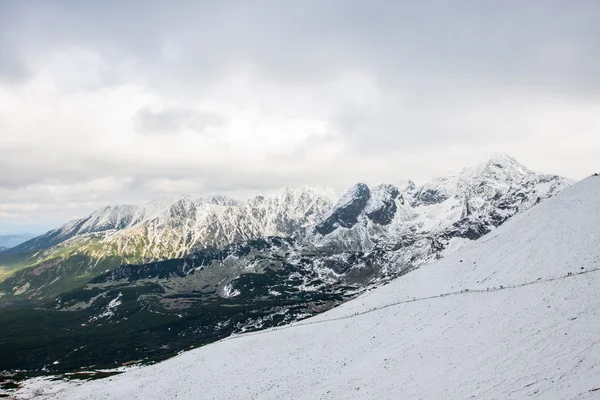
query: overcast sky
[{"left": 1, "top": 0, "right": 599, "bottom": 233}]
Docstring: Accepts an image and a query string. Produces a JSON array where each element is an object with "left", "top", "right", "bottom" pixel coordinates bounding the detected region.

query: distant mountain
[
  {"left": 0, "top": 154, "right": 571, "bottom": 306},
  {"left": 0, "top": 187, "right": 338, "bottom": 302},
  {"left": 306, "top": 153, "right": 570, "bottom": 257},
  {"left": 0, "top": 246, "right": 7, "bottom": 252},
  {"left": 0, "top": 233, "right": 39, "bottom": 249},
  {"left": 60, "top": 153, "right": 569, "bottom": 311},
  {"left": 8, "top": 189, "right": 337, "bottom": 256}
]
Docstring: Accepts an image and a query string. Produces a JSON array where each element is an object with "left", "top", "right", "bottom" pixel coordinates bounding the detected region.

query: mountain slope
[
  {"left": 0, "top": 187, "right": 338, "bottom": 302},
  {"left": 20, "top": 176, "right": 600, "bottom": 400},
  {"left": 308, "top": 153, "right": 570, "bottom": 253}
]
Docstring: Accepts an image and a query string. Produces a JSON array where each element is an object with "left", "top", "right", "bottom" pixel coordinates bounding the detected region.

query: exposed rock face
[
  {"left": 315, "top": 184, "right": 371, "bottom": 235},
  {"left": 365, "top": 184, "right": 401, "bottom": 225}
]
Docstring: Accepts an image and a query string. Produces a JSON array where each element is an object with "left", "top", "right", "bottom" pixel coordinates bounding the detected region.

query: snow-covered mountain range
[
  {"left": 0, "top": 187, "right": 338, "bottom": 301},
  {"left": 0, "top": 154, "right": 570, "bottom": 303},
  {"left": 12, "top": 187, "right": 338, "bottom": 256},
  {"left": 49, "top": 153, "right": 568, "bottom": 314},
  {"left": 14, "top": 172, "right": 600, "bottom": 400}
]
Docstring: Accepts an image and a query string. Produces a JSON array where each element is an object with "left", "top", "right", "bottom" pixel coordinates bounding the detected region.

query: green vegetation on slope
[
  {"left": 0, "top": 281, "right": 351, "bottom": 376},
  {"left": 0, "top": 233, "right": 192, "bottom": 305}
]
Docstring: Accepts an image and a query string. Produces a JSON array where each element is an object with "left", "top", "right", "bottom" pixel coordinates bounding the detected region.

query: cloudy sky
[{"left": 1, "top": 0, "right": 599, "bottom": 233}]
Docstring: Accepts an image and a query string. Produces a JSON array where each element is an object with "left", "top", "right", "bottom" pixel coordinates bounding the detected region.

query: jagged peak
[
  {"left": 409, "top": 153, "right": 564, "bottom": 208},
  {"left": 371, "top": 183, "right": 400, "bottom": 196},
  {"left": 314, "top": 183, "right": 371, "bottom": 235},
  {"left": 277, "top": 185, "right": 293, "bottom": 195},
  {"left": 473, "top": 153, "right": 532, "bottom": 178},
  {"left": 278, "top": 185, "right": 337, "bottom": 197},
  {"left": 364, "top": 184, "right": 401, "bottom": 225},
  {"left": 337, "top": 183, "right": 370, "bottom": 206},
  {"left": 246, "top": 185, "right": 338, "bottom": 206},
  {"left": 488, "top": 152, "right": 518, "bottom": 164},
  {"left": 397, "top": 179, "right": 417, "bottom": 194},
  {"left": 199, "top": 194, "right": 239, "bottom": 207}
]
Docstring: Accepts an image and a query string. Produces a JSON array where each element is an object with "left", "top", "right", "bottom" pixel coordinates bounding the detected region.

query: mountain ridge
[{"left": 0, "top": 154, "right": 571, "bottom": 304}]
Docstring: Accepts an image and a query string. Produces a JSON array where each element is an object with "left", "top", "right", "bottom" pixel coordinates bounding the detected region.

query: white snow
[
  {"left": 16, "top": 177, "right": 600, "bottom": 399},
  {"left": 88, "top": 292, "right": 122, "bottom": 321},
  {"left": 221, "top": 283, "right": 241, "bottom": 298},
  {"left": 52, "top": 186, "right": 339, "bottom": 254}
]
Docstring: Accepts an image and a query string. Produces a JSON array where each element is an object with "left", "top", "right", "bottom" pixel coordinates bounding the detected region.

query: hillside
[{"left": 17, "top": 176, "right": 600, "bottom": 399}]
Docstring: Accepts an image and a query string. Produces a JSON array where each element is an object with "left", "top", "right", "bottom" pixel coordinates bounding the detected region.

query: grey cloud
[
  {"left": 1, "top": 0, "right": 599, "bottom": 232},
  {"left": 0, "top": 44, "right": 30, "bottom": 83},
  {"left": 0, "top": 4, "right": 30, "bottom": 82},
  {"left": 4, "top": 1, "right": 599, "bottom": 94},
  {"left": 134, "top": 107, "right": 226, "bottom": 136}
]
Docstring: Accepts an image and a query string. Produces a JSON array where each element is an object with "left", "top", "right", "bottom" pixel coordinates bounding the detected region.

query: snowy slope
[
  {"left": 0, "top": 187, "right": 339, "bottom": 301},
  {"left": 11, "top": 187, "right": 338, "bottom": 256},
  {"left": 309, "top": 153, "right": 570, "bottom": 252},
  {"left": 17, "top": 176, "right": 600, "bottom": 399}
]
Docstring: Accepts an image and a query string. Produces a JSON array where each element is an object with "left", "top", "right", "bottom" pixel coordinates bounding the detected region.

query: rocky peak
[
  {"left": 199, "top": 195, "right": 239, "bottom": 207},
  {"left": 411, "top": 154, "right": 535, "bottom": 207},
  {"left": 485, "top": 152, "right": 527, "bottom": 169},
  {"left": 397, "top": 179, "right": 417, "bottom": 195},
  {"left": 315, "top": 183, "right": 371, "bottom": 235},
  {"left": 364, "top": 184, "right": 401, "bottom": 225},
  {"left": 412, "top": 175, "right": 459, "bottom": 206},
  {"left": 471, "top": 153, "right": 533, "bottom": 184}
]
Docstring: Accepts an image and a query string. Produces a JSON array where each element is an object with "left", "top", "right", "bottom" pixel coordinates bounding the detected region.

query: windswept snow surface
[{"left": 16, "top": 177, "right": 600, "bottom": 400}]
